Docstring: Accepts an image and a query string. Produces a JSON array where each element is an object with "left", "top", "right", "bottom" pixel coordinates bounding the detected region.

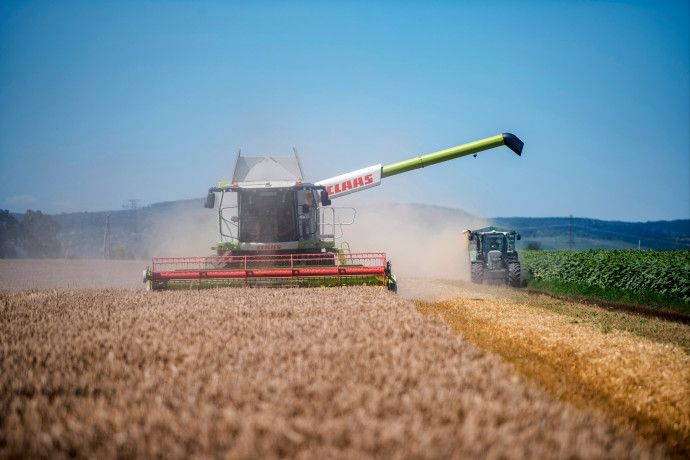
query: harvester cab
[
  {"left": 204, "top": 149, "right": 339, "bottom": 258},
  {"left": 465, "top": 227, "right": 521, "bottom": 287},
  {"left": 144, "top": 133, "right": 523, "bottom": 291}
]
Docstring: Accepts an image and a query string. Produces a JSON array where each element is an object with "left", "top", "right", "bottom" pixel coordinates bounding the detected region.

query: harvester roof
[{"left": 233, "top": 156, "right": 304, "bottom": 184}]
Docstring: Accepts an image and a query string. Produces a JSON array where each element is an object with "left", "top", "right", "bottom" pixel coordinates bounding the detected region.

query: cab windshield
[
  {"left": 483, "top": 235, "right": 507, "bottom": 253},
  {"left": 239, "top": 189, "right": 298, "bottom": 242}
]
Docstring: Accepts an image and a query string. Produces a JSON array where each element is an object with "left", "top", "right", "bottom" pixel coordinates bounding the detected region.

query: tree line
[{"left": 0, "top": 210, "right": 62, "bottom": 258}]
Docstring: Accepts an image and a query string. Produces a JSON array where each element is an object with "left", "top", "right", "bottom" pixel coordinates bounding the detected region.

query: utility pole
[
  {"left": 568, "top": 214, "right": 574, "bottom": 250},
  {"left": 103, "top": 214, "right": 111, "bottom": 259}
]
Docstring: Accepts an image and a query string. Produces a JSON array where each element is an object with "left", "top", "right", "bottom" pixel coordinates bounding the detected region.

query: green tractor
[{"left": 465, "top": 227, "right": 521, "bottom": 287}]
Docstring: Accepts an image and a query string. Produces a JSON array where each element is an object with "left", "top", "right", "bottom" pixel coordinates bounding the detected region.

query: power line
[{"left": 123, "top": 199, "right": 140, "bottom": 210}]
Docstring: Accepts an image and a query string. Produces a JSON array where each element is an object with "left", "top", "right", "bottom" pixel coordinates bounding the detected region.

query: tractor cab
[
  {"left": 484, "top": 234, "right": 506, "bottom": 252},
  {"left": 467, "top": 228, "right": 517, "bottom": 260},
  {"left": 483, "top": 234, "right": 507, "bottom": 270}
]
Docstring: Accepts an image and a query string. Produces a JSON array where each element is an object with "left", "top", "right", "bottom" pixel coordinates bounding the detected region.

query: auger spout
[
  {"left": 316, "top": 133, "right": 523, "bottom": 198},
  {"left": 381, "top": 133, "right": 522, "bottom": 178}
]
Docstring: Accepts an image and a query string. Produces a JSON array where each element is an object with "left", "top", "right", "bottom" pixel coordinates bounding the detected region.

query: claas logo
[{"left": 327, "top": 174, "right": 374, "bottom": 196}]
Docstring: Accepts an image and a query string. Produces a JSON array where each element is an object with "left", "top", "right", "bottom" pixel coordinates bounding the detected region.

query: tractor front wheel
[{"left": 471, "top": 262, "right": 484, "bottom": 284}]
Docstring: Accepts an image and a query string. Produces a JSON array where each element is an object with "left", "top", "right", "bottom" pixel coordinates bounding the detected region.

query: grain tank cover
[{"left": 232, "top": 156, "right": 304, "bottom": 184}]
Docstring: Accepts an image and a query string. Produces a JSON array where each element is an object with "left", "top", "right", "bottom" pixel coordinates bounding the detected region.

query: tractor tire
[
  {"left": 508, "top": 261, "right": 521, "bottom": 287},
  {"left": 471, "top": 262, "right": 484, "bottom": 284}
]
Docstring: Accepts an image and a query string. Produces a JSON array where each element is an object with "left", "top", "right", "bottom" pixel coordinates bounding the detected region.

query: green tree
[
  {"left": 0, "top": 210, "right": 20, "bottom": 258},
  {"left": 18, "top": 210, "right": 62, "bottom": 258},
  {"left": 526, "top": 242, "right": 543, "bottom": 251}
]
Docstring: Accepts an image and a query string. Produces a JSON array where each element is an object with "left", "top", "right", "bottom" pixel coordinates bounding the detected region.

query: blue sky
[{"left": 1, "top": 0, "right": 688, "bottom": 221}]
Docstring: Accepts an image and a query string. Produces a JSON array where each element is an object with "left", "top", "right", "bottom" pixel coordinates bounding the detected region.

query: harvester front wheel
[
  {"left": 143, "top": 267, "right": 153, "bottom": 291},
  {"left": 470, "top": 262, "right": 484, "bottom": 284},
  {"left": 387, "top": 274, "right": 397, "bottom": 293},
  {"left": 508, "top": 261, "right": 521, "bottom": 287}
]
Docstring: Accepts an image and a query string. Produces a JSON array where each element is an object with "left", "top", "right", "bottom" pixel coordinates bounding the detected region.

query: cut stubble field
[
  {"left": 1, "top": 260, "right": 687, "bottom": 458},
  {"left": 410, "top": 279, "right": 690, "bottom": 459}
]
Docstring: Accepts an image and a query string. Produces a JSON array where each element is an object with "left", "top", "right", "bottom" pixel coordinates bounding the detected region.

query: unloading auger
[{"left": 143, "top": 133, "right": 523, "bottom": 291}]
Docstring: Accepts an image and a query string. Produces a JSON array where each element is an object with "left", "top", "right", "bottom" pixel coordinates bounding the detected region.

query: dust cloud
[
  {"left": 140, "top": 200, "right": 219, "bottom": 258},
  {"left": 137, "top": 199, "right": 490, "bottom": 284},
  {"left": 0, "top": 259, "right": 145, "bottom": 290},
  {"left": 340, "top": 203, "right": 489, "bottom": 281}
]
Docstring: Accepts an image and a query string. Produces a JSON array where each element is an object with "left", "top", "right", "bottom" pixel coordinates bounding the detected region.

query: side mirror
[
  {"left": 321, "top": 191, "right": 331, "bottom": 206},
  {"left": 204, "top": 192, "right": 215, "bottom": 209},
  {"left": 517, "top": 234, "right": 521, "bottom": 240}
]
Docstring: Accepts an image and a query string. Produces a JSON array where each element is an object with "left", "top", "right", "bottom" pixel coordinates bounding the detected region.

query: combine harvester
[{"left": 144, "top": 133, "right": 523, "bottom": 291}]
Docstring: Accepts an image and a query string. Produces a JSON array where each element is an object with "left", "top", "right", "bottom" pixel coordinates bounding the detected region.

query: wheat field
[{"left": 0, "top": 260, "right": 669, "bottom": 458}]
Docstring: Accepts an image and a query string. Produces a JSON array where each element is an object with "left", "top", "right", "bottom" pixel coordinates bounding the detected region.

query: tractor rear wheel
[
  {"left": 471, "top": 262, "right": 484, "bottom": 284},
  {"left": 508, "top": 261, "right": 521, "bottom": 287}
]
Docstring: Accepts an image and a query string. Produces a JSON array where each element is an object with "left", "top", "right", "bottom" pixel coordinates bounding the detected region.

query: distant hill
[
  {"left": 361, "top": 204, "right": 689, "bottom": 252},
  {"left": 49, "top": 198, "right": 215, "bottom": 259},
  {"left": 492, "top": 216, "right": 690, "bottom": 251},
  {"left": 7, "top": 200, "right": 689, "bottom": 259}
]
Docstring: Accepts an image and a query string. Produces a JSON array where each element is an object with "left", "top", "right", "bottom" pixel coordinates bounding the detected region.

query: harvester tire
[
  {"left": 508, "top": 262, "right": 521, "bottom": 287},
  {"left": 471, "top": 262, "right": 484, "bottom": 284},
  {"left": 387, "top": 274, "right": 397, "bottom": 293}
]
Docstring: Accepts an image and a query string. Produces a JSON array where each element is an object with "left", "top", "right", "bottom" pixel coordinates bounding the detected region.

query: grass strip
[
  {"left": 527, "top": 278, "right": 690, "bottom": 315},
  {"left": 515, "top": 291, "right": 690, "bottom": 353}
]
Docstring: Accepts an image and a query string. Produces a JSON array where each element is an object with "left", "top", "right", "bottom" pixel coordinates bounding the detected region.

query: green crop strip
[{"left": 520, "top": 249, "right": 690, "bottom": 313}]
